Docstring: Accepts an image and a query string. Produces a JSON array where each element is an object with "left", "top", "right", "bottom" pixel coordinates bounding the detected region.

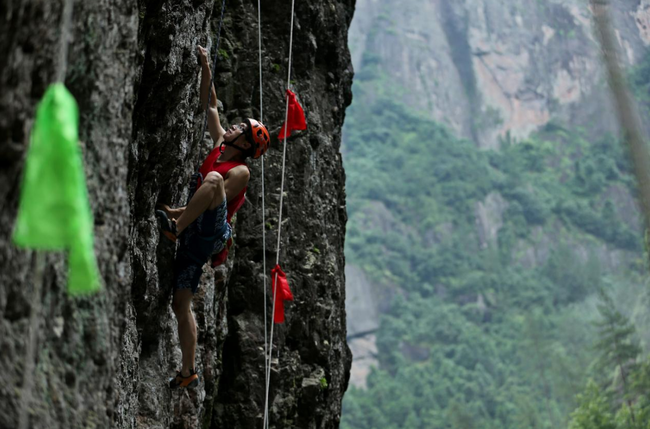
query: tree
[
  {"left": 629, "top": 358, "right": 650, "bottom": 429},
  {"left": 519, "top": 311, "right": 561, "bottom": 427},
  {"left": 568, "top": 380, "right": 617, "bottom": 429},
  {"left": 447, "top": 401, "right": 476, "bottom": 429},
  {"left": 594, "top": 289, "right": 642, "bottom": 425}
]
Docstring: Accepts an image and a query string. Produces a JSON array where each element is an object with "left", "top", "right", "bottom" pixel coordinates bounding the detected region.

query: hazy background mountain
[{"left": 342, "top": 0, "right": 650, "bottom": 427}]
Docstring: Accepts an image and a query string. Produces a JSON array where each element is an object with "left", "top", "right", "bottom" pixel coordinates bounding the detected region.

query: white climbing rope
[
  {"left": 258, "top": 0, "right": 270, "bottom": 409},
  {"left": 263, "top": 0, "right": 297, "bottom": 427},
  {"left": 19, "top": 1, "right": 74, "bottom": 428},
  {"left": 18, "top": 253, "right": 46, "bottom": 429},
  {"left": 55, "top": 0, "right": 74, "bottom": 84}
]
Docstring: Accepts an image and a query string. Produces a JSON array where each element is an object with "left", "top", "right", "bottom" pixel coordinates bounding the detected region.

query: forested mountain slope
[{"left": 342, "top": 0, "right": 650, "bottom": 428}]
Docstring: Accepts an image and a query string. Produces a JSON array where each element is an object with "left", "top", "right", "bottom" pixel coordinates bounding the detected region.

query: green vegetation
[
  {"left": 320, "top": 377, "right": 329, "bottom": 389},
  {"left": 568, "top": 291, "right": 650, "bottom": 429},
  {"left": 341, "top": 47, "right": 650, "bottom": 429},
  {"left": 217, "top": 48, "right": 229, "bottom": 59}
]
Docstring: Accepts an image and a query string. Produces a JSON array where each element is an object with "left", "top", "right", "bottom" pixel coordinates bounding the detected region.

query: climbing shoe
[
  {"left": 155, "top": 210, "right": 178, "bottom": 243},
  {"left": 169, "top": 369, "right": 199, "bottom": 389}
]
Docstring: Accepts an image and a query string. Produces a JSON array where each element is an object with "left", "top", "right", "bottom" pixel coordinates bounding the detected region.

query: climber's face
[
  {"left": 220, "top": 122, "right": 251, "bottom": 158},
  {"left": 224, "top": 123, "right": 251, "bottom": 150},
  {"left": 224, "top": 122, "right": 244, "bottom": 140}
]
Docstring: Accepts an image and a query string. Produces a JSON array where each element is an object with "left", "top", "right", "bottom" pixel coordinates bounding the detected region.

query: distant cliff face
[
  {"left": 0, "top": 1, "right": 354, "bottom": 428},
  {"left": 349, "top": 0, "right": 650, "bottom": 149},
  {"left": 343, "top": 0, "right": 648, "bottom": 390}
]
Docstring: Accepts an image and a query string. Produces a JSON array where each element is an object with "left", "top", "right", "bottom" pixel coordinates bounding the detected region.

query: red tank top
[{"left": 198, "top": 146, "right": 248, "bottom": 223}]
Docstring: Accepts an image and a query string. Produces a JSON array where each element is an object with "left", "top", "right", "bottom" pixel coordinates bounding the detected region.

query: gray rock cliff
[
  {"left": 0, "top": 0, "right": 354, "bottom": 428},
  {"left": 349, "top": 0, "right": 650, "bottom": 149}
]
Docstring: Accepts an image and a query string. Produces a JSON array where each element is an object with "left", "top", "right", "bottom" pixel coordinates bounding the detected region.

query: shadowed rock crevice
[{"left": 439, "top": 1, "right": 480, "bottom": 144}]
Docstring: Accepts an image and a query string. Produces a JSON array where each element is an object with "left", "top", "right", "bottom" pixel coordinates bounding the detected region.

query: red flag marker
[
  {"left": 278, "top": 89, "right": 306, "bottom": 140},
  {"left": 271, "top": 264, "right": 294, "bottom": 323}
]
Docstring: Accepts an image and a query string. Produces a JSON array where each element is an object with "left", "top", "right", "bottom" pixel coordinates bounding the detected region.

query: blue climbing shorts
[{"left": 173, "top": 199, "right": 232, "bottom": 294}]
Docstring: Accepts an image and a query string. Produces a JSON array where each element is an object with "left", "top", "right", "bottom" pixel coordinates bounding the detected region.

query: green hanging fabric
[{"left": 13, "top": 83, "right": 101, "bottom": 295}]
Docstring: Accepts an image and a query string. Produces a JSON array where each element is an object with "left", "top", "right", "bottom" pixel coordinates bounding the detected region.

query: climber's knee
[
  {"left": 172, "top": 289, "right": 193, "bottom": 321},
  {"left": 204, "top": 171, "right": 226, "bottom": 209},
  {"left": 203, "top": 172, "right": 224, "bottom": 193}
]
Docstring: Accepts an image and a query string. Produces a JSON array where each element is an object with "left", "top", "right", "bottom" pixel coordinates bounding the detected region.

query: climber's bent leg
[
  {"left": 169, "top": 252, "right": 203, "bottom": 388},
  {"left": 172, "top": 288, "right": 197, "bottom": 377},
  {"left": 176, "top": 172, "right": 226, "bottom": 234}
]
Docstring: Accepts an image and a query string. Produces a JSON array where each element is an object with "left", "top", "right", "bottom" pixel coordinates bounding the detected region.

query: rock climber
[{"left": 156, "top": 45, "right": 270, "bottom": 389}]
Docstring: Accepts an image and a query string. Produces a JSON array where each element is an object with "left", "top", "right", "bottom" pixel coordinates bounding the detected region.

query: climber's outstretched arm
[{"left": 198, "top": 45, "right": 225, "bottom": 145}]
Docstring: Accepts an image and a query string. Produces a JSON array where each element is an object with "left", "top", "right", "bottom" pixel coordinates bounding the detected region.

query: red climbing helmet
[{"left": 244, "top": 118, "right": 270, "bottom": 159}]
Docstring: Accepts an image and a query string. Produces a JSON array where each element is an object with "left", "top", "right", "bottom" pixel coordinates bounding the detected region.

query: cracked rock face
[
  {"left": 350, "top": 0, "right": 649, "bottom": 149},
  {"left": 0, "top": 0, "right": 354, "bottom": 428}
]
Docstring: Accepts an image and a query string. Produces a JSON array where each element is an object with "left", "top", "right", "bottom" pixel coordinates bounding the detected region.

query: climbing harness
[{"left": 263, "top": 0, "right": 298, "bottom": 427}]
